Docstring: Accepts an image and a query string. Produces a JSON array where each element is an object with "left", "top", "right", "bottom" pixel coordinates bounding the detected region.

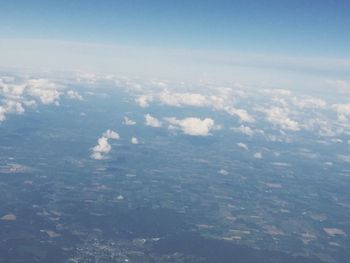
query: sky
[{"left": 0, "top": 0, "right": 349, "bottom": 87}]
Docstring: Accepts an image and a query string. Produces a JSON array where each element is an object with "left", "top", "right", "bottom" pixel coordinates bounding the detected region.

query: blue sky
[
  {"left": 1, "top": 0, "right": 349, "bottom": 56},
  {"left": 1, "top": 0, "right": 349, "bottom": 86}
]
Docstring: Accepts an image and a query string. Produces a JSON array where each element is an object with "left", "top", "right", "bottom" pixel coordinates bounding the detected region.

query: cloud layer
[{"left": 0, "top": 76, "right": 84, "bottom": 122}]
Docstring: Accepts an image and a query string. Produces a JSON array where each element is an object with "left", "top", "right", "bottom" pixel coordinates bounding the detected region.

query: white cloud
[
  {"left": 90, "top": 151, "right": 104, "bottom": 160},
  {"left": 0, "top": 82, "right": 25, "bottom": 99},
  {"left": 91, "top": 129, "right": 119, "bottom": 160},
  {"left": 225, "top": 107, "right": 255, "bottom": 123},
  {"left": 237, "top": 142, "right": 248, "bottom": 150},
  {"left": 26, "top": 79, "right": 61, "bottom": 105},
  {"left": 158, "top": 91, "right": 208, "bottom": 107},
  {"left": 67, "top": 90, "right": 83, "bottom": 100},
  {"left": 135, "top": 89, "right": 254, "bottom": 123},
  {"left": 333, "top": 104, "right": 350, "bottom": 122},
  {"left": 103, "top": 129, "right": 120, "bottom": 139},
  {"left": 304, "top": 117, "right": 337, "bottom": 137},
  {"left": 145, "top": 114, "right": 162, "bottom": 127},
  {"left": 165, "top": 117, "right": 215, "bottom": 136},
  {"left": 254, "top": 152, "right": 263, "bottom": 159},
  {"left": 131, "top": 137, "right": 139, "bottom": 144},
  {"left": 0, "top": 79, "right": 33, "bottom": 121},
  {"left": 231, "top": 125, "right": 255, "bottom": 136},
  {"left": 292, "top": 97, "right": 326, "bottom": 109},
  {"left": 136, "top": 95, "right": 152, "bottom": 107},
  {"left": 259, "top": 106, "right": 300, "bottom": 131},
  {"left": 123, "top": 116, "right": 136, "bottom": 125},
  {"left": 0, "top": 100, "right": 25, "bottom": 122}
]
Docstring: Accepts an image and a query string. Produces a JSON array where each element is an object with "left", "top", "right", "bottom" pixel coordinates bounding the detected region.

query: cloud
[
  {"left": 333, "top": 104, "right": 350, "bottom": 122},
  {"left": 0, "top": 76, "right": 68, "bottom": 122},
  {"left": 145, "top": 114, "right": 162, "bottom": 127},
  {"left": 162, "top": 90, "right": 254, "bottom": 123},
  {"left": 135, "top": 89, "right": 254, "bottom": 123},
  {"left": 165, "top": 117, "right": 215, "bottom": 136},
  {"left": 136, "top": 95, "right": 152, "bottom": 107},
  {"left": 225, "top": 107, "right": 255, "bottom": 122},
  {"left": 292, "top": 97, "right": 326, "bottom": 109},
  {"left": 91, "top": 129, "right": 119, "bottom": 160},
  {"left": 259, "top": 106, "right": 300, "bottom": 131},
  {"left": 103, "top": 129, "right": 120, "bottom": 139},
  {"left": 237, "top": 142, "right": 248, "bottom": 150},
  {"left": 26, "top": 79, "right": 61, "bottom": 105},
  {"left": 67, "top": 90, "right": 83, "bottom": 100},
  {"left": 0, "top": 79, "right": 29, "bottom": 121},
  {"left": 231, "top": 125, "right": 257, "bottom": 136},
  {"left": 0, "top": 100, "right": 25, "bottom": 122},
  {"left": 123, "top": 116, "right": 136, "bottom": 125},
  {"left": 254, "top": 152, "right": 263, "bottom": 159},
  {"left": 131, "top": 137, "right": 139, "bottom": 144},
  {"left": 158, "top": 91, "right": 208, "bottom": 107}
]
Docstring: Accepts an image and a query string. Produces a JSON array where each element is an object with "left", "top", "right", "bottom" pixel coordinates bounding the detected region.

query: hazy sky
[{"left": 1, "top": 1, "right": 349, "bottom": 87}]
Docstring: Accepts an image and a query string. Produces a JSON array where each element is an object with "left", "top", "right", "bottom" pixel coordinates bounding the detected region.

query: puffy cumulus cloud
[
  {"left": 0, "top": 76, "right": 90, "bottom": 122},
  {"left": 135, "top": 88, "right": 255, "bottom": 123},
  {"left": 67, "top": 90, "right": 83, "bottom": 100},
  {"left": 0, "top": 82, "right": 25, "bottom": 100},
  {"left": 91, "top": 137, "right": 111, "bottom": 160},
  {"left": 333, "top": 104, "right": 350, "bottom": 122},
  {"left": 136, "top": 95, "right": 153, "bottom": 107},
  {"left": 225, "top": 107, "right": 255, "bottom": 123},
  {"left": 90, "top": 129, "right": 119, "bottom": 160},
  {"left": 237, "top": 142, "right": 248, "bottom": 150},
  {"left": 123, "top": 116, "right": 136, "bottom": 125},
  {"left": 165, "top": 117, "right": 215, "bottom": 136},
  {"left": 26, "top": 79, "right": 61, "bottom": 105},
  {"left": 103, "top": 129, "right": 120, "bottom": 139},
  {"left": 80, "top": 76, "right": 350, "bottom": 137},
  {"left": 259, "top": 106, "right": 300, "bottom": 131},
  {"left": 0, "top": 79, "right": 26, "bottom": 121},
  {"left": 145, "top": 114, "right": 162, "bottom": 128},
  {"left": 292, "top": 97, "right": 326, "bottom": 109},
  {"left": 231, "top": 125, "right": 255, "bottom": 136},
  {"left": 4, "top": 100, "right": 25, "bottom": 114},
  {"left": 131, "top": 137, "right": 139, "bottom": 144},
  {"left": 0, "top": 77, "right": 64, "bottom": 121},
  {"left": 0, "top": 100, "right": 25, "bottom": 121}
]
